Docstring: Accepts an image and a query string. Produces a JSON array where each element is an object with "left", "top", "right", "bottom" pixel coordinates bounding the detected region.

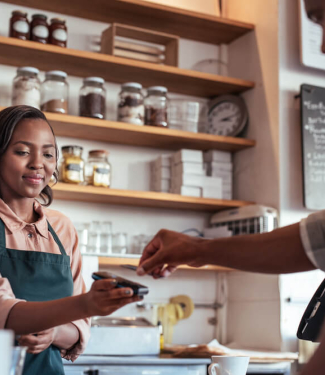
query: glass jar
[
  {"left": 12, "top": 67, "right": 41, "bottom": 109},
  {"left": 144, "top": 86, "right": 168, "bottom": 127},
  {"left": 30, "top": 14, "right": 49, "bottom": 44},
  {"left": 61, "top": 145, "right": 84, "bottom": 184},
  {"left": 85, "top": 150, "right": 111, "bottom": 188},
  {"left": 49, "top": 18, "right": 67, "bottom": 47},
  {"left": 41, "top": 70, "right": 69, "bottom": 114},
  {"left": 118, "top": 82, "right": 144, "bottom": 125},
  {"left": 9, "top": 10, "right": 29, "bottom": 40},
  {"left": 79, "top": 77, "right": 106, "bottom": 119}
]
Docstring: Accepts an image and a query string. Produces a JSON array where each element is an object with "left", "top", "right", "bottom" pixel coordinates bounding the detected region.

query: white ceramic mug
[
  {"left": 208, "top": 356, "right": 250, "bottom": 375},
  {"left": 0, "top": 330, "right": 14, "bottom": 375}
]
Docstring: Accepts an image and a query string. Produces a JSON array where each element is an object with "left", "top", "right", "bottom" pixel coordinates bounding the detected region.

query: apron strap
[
  {"left": 47, "top": 221, "right": 67, "bottom": 256},
  {"left": 0, "top": 219, "right": 6, "bottom": 248}
]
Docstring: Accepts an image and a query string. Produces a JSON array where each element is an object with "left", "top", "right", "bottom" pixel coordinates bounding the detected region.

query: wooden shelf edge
[
  {"left": 52, "top": 183, "right": 254, "bottom": 212},
  {"left": 0, "top": 36, "right": 255, "bottom": 98},
  {"left": 98, "top": 256, "right": 232, "bottom": 272},
  {"left": 1, "top": 0, "right": 254, "bottom": 45},
  {"left": 0, "top": 106, "right": 256, "bottom": 152}
]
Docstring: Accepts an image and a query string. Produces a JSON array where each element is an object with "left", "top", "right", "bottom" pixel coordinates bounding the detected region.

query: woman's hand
[
  {"left": 86, "top": 278, "right": 143, "bottom": 317},
  {"left": 18, "top": 328, "right": 57, "bottom": 354},
  {"left": 136, "top": 229, "right": 206, "bottom": 278}
]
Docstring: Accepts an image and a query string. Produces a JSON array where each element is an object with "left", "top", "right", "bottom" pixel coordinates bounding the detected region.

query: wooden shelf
[
  {"left": 0, "top": 36, "right": 254, "bottom": 97},
  {"left": 52, "top": 183, "right": 253, "bottom": 212},
  {"left": 98, "top": 256, "right": 232, "bottom": 272},
  {"left": 2, "top": 0, "right": 254, "bottom": 46},
  {"left": 0, "top": 107, "right": 255, "bottom": 152}
]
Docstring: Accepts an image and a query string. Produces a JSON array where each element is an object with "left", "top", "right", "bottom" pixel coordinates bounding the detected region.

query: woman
[{"left": 0, "top": 105, "right": 142, "bottom": 375}]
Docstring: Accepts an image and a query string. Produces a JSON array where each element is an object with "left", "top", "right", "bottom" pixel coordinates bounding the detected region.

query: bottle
[
  {"left": 60, "top": 145, "right": 84, "bottom": 184},
  {"left": 12, "top": 66, "right": 41, "bottom": 109},
  {"left": 118, "top": 82, "right": 144, "bottom": 125},
  {"left": 49, "top": 18, "right": 67, "bottom": 47},
  {"left": 79, "top": 77, "right": 106, "bottom": 119},
  {"left": 30, "top": 14, "right": 49, "bottom": 43},
  {"left": 9, "top": 10, "right": 29, "bottom": 40},
  {"left": 41, "top": 70, "right": 69, "bottom": 114},
  {"left": 84, "top": 150, "right": 111, "bottom": 188},
  {"left": 144, "top": 86, "right": 168, "bottom": 127}
]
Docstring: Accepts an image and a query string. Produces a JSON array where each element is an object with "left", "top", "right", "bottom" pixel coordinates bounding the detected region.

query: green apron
[{"left": 0, "top": 218, "right": 74, "bottom": 375}]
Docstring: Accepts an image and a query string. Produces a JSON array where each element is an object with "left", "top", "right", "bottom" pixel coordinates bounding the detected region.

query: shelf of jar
[
  {"left": 0, "top": 36, "right": 254, "bottom": 98},
  {"left": 96, "top": 255, "right": 232, "bottom": 272},
  {"left": 0, "top": 108, "right": 255, "bottom": 152},
  {"left": 2, "top": 0, "right": 254, "bottom": 46},
  {"left": 52, "top": 183, "right": 254, "bottom": 212}
]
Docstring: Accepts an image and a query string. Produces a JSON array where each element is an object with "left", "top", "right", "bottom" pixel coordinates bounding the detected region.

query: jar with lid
[
  {"left": 60, "top": 146, "right": 84, "bottom": 184},
  {"left": 118, "top": 82, "right": 144, "bottom": 125},
  {"left": 49, "top": 18, "right": 67, "bottom": 47},
  {"left": 144, "top": 86, "right": 168, "bottom": 127},
  {"left": 41, "top": 71, "right": 69, "bottom": 114},
  {"left": 85, "top": 150, "right": 111, "bottom": 188},
  {"left": 9, "top": 10, "right": 29, "bottom": 40},
  {"left": 12, "top": 67, "right": 41, "bottom": 109},
  {"left": 30, "top": 14, "right": 49, "bottom": 44},
  {"left": 79, "top": 77, "right": 106, "bottom": 119}
]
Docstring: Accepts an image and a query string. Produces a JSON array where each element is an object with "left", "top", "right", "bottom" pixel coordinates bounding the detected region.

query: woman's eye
[
  {"left": 15, "top": 151, "right": 29, "bottom": 156},
  {"left": 44, "top": 153, "right": 54, "bottom": 159}
]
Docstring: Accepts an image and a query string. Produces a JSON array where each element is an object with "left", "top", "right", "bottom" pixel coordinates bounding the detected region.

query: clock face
[{"left": 208, "top": 95, "right": 248, "bottom": 137}]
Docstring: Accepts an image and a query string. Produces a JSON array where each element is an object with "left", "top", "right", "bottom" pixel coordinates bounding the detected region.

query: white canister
[{"left": 0, "top": 330, "right": 14, "bottom": 375}]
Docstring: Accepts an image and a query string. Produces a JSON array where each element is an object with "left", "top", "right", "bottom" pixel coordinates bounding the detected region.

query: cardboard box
[
  {"left": 155, "top": 155, "right": 172, "bottom": 168},
  {"left": 172, "top": 174, "right": 222, "bottom": 189},
  {"left": 202, "top": 186, "right": 223, "bottom": 199},
  {"left": 152, "top": 167, "right": 171, "bottom": 180},
  {"left": 204, "top": 150, "right": 232, "bottom": 163},
  {"left": 173, "top": 149, "right": 203, "bottom": 164},
  {"left": 174, "top": 162, "right": 205, "bottom": 176},
  {"left": 151, "top": 179, "right": 170, "bottom": 192},
  {"left": 206, "top": 161, "right": 233, "bottom": 173},
  {"left": 208, "top": 170, "right": 232, "bottom": 183}
]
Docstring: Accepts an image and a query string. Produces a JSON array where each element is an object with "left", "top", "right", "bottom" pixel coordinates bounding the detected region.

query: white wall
[{"left": 0, "top": 2, "right": 225, "bottom": 345}]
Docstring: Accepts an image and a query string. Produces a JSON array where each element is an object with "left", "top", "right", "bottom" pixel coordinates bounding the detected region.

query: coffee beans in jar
[
  {"left": 79, "top": 77, "right": 106, "bottom": 119},
  {"left": 49, "top": 18, "right": 67, "bottom": 47},
  {"left": 144, "top": 86, "right": 168, "bottom": 127},
  {"left": 118, "top": 82, "right": 144, "bottom": 125},
  {"left": 30, "top": 14, "right": 49, "bottom": 44},
  {"left": 9, "top": 10, "right": 29, "bottom": 40}
]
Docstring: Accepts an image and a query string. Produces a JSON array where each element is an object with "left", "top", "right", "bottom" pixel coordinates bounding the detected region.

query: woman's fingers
[{"left": 92, "top": 279, "right": 117, "bottom": 291}]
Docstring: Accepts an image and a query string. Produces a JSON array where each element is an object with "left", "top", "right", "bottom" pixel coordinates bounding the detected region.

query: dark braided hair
[{"left": 0, "top": 105, "right": 59, "bottom": 206}]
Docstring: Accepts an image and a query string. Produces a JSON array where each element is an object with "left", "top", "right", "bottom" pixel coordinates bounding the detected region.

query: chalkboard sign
[{"left": 301, "top": 84, "right": 325, "bottom": 210}]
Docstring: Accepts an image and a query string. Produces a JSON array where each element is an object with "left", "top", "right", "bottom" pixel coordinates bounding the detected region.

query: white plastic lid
[
  {"left": 84, "top": 77, "right": 105, "bottom": 84},
  {"left": 17, "top": 67, "right": 39, "bottom": 75},
  {"left": 122, "top": 82, "right": 142, "bottom": 90},
  {"left": 147, "top": 86, "right": 168, "bottom": 93},
  {"left": 45, "top": 70, "right": 67, "bottom": 78}
]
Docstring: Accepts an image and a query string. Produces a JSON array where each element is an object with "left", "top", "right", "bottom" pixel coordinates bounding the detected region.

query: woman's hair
[{"left": 0, "top": 105, "right": 59, "bottom": 207}]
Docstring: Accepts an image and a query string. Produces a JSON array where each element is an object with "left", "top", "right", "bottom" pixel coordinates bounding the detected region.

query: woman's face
[
  {"left": 0, "top": 118, "right": 57, "bottom": 201},
  {"left": 304, "top": 0, "right": 325, "bottom": 52}
]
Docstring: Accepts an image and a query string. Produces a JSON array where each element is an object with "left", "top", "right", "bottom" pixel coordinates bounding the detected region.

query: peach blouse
[{"left": 0, "top": 198, "right": 90, "bottom": 361}]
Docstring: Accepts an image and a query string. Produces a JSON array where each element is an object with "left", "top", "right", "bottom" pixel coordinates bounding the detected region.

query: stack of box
[
  {"left": 150, "top": 155, "right": 171, "bottom": 193},
  {"left": 170, "top": 149, "right": 222, "bottom": 199},
  {"left": 204, "top": 150, "right": 233, "bottom": 200}
]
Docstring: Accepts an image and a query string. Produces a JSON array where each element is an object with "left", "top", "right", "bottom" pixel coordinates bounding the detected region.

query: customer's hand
[
  {"left": 18, "top": 328, "right": 57, "bottom": 354},
  {"left": 86, "top": 278, "right": 142, "bottom": 317},
  {"left": 136, "top": 229, "right": 205, "bottom": 278}
]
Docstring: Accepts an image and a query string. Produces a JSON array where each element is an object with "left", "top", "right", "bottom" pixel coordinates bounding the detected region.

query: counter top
[{"left": 63, "top": 355, "right": 211, "bottom": 366}]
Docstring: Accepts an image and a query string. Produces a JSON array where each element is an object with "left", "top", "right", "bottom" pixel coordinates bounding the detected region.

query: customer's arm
[{"left": 137, "top": 223, "right": 315, "bottom": 277}]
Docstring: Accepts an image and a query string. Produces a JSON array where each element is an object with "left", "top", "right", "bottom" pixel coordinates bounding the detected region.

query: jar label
[
  {"left": 13, "top": 20, "right": 29, "bottom": 34},
  {"left": 32, "top": 25, "right": 49, "bottom": 39},
  {"left": 95, "top": 168, "right": 109, "bottom": 175},
  {"left": 52, "top": 28, "right": 67, "bottom": 42},
  {"left": 66, "top": 164, "right": 81, "bottom": 172}
]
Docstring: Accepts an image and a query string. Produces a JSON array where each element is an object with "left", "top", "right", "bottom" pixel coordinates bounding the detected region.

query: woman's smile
[{"left": 22, "top": 174, "right": 45, "bottom": 185}]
